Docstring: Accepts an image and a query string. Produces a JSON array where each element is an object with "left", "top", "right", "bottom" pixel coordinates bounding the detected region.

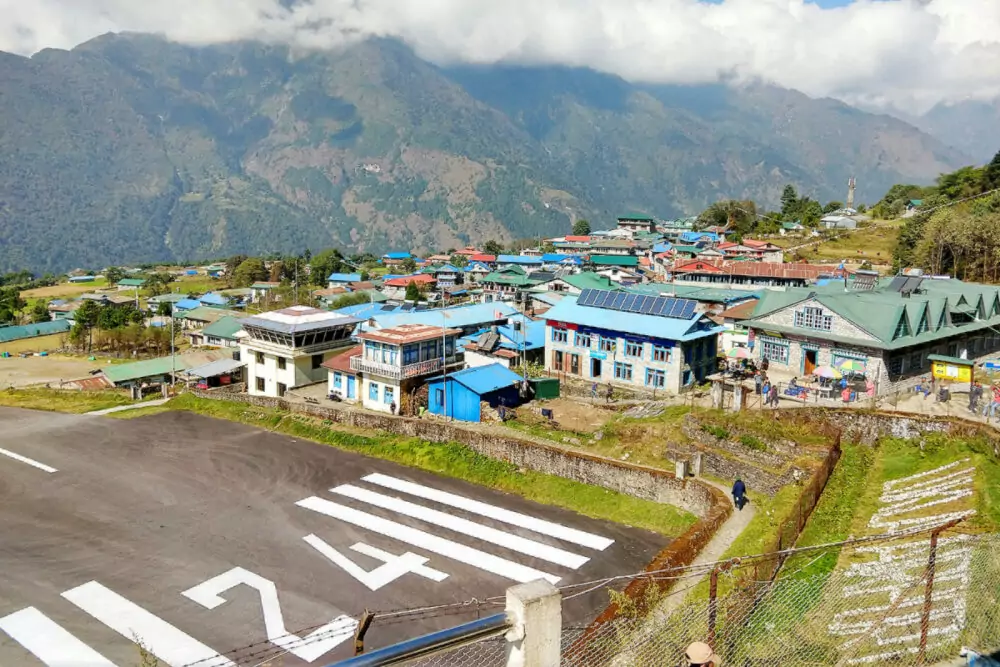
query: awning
[{"left": 181, "top": 358, "right": 246, "bottom": 379}]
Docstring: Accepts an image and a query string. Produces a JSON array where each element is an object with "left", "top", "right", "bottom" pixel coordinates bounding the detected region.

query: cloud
[{"left": 1, "top": 0, "right": 999, "bottom": 113}]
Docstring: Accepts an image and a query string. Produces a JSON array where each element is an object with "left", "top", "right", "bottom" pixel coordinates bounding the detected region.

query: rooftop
[
  {"left": 384, "top": 273, "right": 436, "bottom": 287},
  {"left": 322, "top": 346, "right": 363, "bottom": 373},
  {"left": 359, "top": 323, "right": 462, "bottom": 345},
  {"left": 544, "top": 292, "right": 720, "bottom": 342},
  {"left": 328, "top": 272, "right": 363, "bottom": 282},
  {"left": 432, "top": 363, "right": 523, "bottom": 395},
  {"left": 241, "top": 305, "right": 359, "bottom": 334},
  {"left": 201, "top": 315, "right": 244, "bottom": 340}
]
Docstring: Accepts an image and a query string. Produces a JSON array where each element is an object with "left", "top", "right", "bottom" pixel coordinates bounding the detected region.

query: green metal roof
[
  {"left": 481, "top": 265, "right": 541, "bottom": 286},
  {"left": 589, "top": 255, "right": 639, "bottom": 267},
  {"left": 559, "top": 272, "right": 620, "bottom": 291},
  {"left": 671, "top": 245, "right": 702, "bottom": 254},
  {"left": 927, "top": 354, "right": 974, "bottom": 366},
  {"left": 201, "top": 316, "right": 243, "bottom": 341},
  {"left": 178, "top": 306, "right": 242, "bottom": 322},
  {"left": 117, "top": 278, "right": 146, "bottom": 287},
  {"left": 617, "top": 212, "right": 654, "bottom": 222},
  {"left": 0, "top": 320, "right": 71, "bottom": 343},
  {"left": 102, "top": 356, "right": 190, "bottom": 384},
  {"left": 148, "top": 293, "right": 190, "bottom": 303}
]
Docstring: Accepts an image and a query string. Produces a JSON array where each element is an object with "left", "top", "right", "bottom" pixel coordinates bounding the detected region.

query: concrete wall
[{"left": 242, "top": 344, "right": 338, "bottom": 397}]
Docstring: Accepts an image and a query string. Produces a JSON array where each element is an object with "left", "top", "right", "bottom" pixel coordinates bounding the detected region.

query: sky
[{"left": 0, "top": 0, "right": 998, "bottom": 114}]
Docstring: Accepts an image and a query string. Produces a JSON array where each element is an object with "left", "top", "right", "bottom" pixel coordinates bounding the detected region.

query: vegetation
[
  {"left": 156, "top": 394, "right": 699, "bottom": 536},
  {"left": 572, "top": 219, "right": 591, "bottom": 236},
  {"left": 482, "top": 240, "right": 504, "bottom": 256},
  {"left": 0, "top": 388, "right": 138, "bottom": 414}
]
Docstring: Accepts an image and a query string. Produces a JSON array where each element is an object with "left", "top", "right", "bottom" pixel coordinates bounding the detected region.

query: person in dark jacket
[
  {"left": 732, "top": 478, "right": 747, "bottom": 511},
  {"left": 969, "top": 382, "right": 983, "bottom": 414}
]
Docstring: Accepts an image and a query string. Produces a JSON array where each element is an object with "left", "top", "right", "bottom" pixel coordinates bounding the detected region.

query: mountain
[
  {"left": 0, "top": 33, "right": 969, "bottom": 273},
  {"left": 915, "top": 99, "right": 1000, "bottom": 165}
]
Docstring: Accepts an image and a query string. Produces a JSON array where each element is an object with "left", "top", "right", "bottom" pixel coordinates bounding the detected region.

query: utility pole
[
  {"left": 294, "top": 258, "right": 299, "bottom": 306},
  {"left": 170, "top": 310, "right": 176, "bottom": 388},
  {"left": 847, "top": 176, "right": 856, "bottom": 210}
]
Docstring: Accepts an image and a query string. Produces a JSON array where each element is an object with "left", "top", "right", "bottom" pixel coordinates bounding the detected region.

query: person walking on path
[
  {"left": 754, "top": 371, "right": 762, "bottom": 395},
  {"left": 605, "top": 383, "right": 614, "bottom": 404},
  {"left": 591, "top": 382, "right": 598, "bottom": 400},
  {"left": 768, "top": 384, "right": 779, "bottom": 408},
  {"left": 983, "top": 384, "right": 1000, "bottom": 421},
  {"left": 731, "top": 478, "right": 747, "bottom": 511},
  {"left": 685, "top": 641, "right": 722, "bottom": 667},
  {"left": 969, "top": 381, "right": 984, "bottom": 414}
]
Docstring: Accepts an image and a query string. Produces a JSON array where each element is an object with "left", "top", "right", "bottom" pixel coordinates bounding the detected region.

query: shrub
[
  {"left": 702, "top": 424, "right": 730, "bottom": 440},
  {"left": 739, "top": 434, "right": 768, "bottom": 452}
]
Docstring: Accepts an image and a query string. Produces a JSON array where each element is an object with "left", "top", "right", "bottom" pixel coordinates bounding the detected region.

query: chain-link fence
[{"left": 396, "top": 529, "right": 999, "bottom": 667}]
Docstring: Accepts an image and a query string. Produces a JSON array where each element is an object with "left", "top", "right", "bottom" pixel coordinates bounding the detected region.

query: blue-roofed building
[
  {"left": 426, "top": 364, "right": 523, "bottom": 422},
  {"left": 382, "top": 252, "right": 413, "bottom": 266},
  {"left": 679, "top": 231, "right": 720, "bottom": 245},
  {"left": 496, "top": 254, "right": 543, "bottom": 267},
  {"left": 200, "top": 292, "right": 231, "bottom": 308},
  {"left": 175, "top": 298, "right": 202, "bottom": 312},
  {"left": 543, "top": 289, "right": 722, "bottom": 393},
  {"left": 462, "top": 319, "right": 546, "bottom": 369},
  {"left": 540, "top": 253, "right": 583, "bottom": 268},
  {"left": 328, "top": 273, "right": 362, "bottom": 288},
  {"left": 430, "top": 264, "right": 462, "bottom": 288},
  {"left": 652, "top": 242, "right": 672, "bottom": 254},
  {"left": 356, "top": 302, "right": 520, "bottom": 338}
]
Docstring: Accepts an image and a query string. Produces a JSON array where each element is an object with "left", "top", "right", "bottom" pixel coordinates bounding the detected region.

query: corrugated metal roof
[
  {"left": 101, "top": 351, "right": 230, "bottom": 384},
  {"left": 182, "top": 358, "right": 246, "bottom": 379},
  {"left": 590, "top": 255, "right": 639, "bottom": 267},
  {"left": 438, "top": 364, "right": 522, "bottom": 395},
  {"left": 543, "top": 296, "right": 720, "bottom": 342},
  {"left": 201, "top": 315, "right": 243, "bottom": 340},
  {"left": 0, "top": 319, "right": 71, "bottom": 343},
  {"left": 176, "top": 298, "right": 202, "bottom": 310},
  {"left": 328, "top": 273, "right": 362, "bottom": 282},
  {"left": 199, "top": 293, "right": 230, "bottom": 306},
  {"left": 497, "top": 320, "right": 545, "bottom": 350},
  {"left": 359, "top": 302, "right": 518, "bottom": 333},
  {"left": 496, "top": 255, "right": 542, "bottom": 265},
  {"left": 117, "top": 278, "right": 146, "bottom": 287},
  {"left": 383, "top": 252, "right": 412, "bottom": 260}
]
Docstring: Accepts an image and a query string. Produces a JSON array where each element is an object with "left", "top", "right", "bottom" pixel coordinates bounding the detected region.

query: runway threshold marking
[
  {"left": 0, "top": 607, "right": 117, "bottom": 667},
  {"left": 0, "top": 447, "right": 57, "bottom": 473}
]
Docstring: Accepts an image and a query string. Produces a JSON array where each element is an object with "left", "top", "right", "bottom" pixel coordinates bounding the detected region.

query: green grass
[
  {"left": 0, "top": 387, "right": 137, "bottom": 413},
  {"left": 789, "top": 226, "right": 898, "bottom": 264},
  {"left": 152, "top": 394, "right": 699, "bottom": 537}
]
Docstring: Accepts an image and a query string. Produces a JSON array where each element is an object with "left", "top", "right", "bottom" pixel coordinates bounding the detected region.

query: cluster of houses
[{"left": 20, "top": 210, "right": 1000, "bottom": 413}]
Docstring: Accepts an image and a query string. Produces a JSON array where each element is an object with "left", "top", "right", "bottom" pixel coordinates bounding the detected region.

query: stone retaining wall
[
  {"left": 790, "top": 408, "right": 1000, "bottom": 446},
  {"left": 192, "top": 390, "right": 721, "bottom": 519}
]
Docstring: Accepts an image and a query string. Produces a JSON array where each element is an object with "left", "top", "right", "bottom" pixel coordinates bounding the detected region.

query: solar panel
[
  {"left": 578, "top": 289, "right": 595, "bottom": 307},
  {"left": 657, "top": 298, "right": 675, "bottom": 316},
  {"left": 611, "top": 293, "right": 628, "bottom": 310},
  {"left": 888, "top": 276, "right": 908, "bottom": 292},
  {"left": 631, "top": 296, "right": 648, "bottom": 313},
  {"left": 680, "top": 302, "right": 696, "bottom": 319},
  {"left": 669, "top": 301, "right": 685, "bottom": 317},
  {"left": 598, "top": 291, "right": 616, "bottom": 308},
  {"left": 641, "top": 297, "right": 660, "bottom": 314},
  {"left": 621, "top": 295, "right": 637, "bottom": 312}
]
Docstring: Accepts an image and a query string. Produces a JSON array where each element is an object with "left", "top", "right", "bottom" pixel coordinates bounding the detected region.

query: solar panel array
[{"left": 577, "top": 289, "right": 697, "bottom": 320}]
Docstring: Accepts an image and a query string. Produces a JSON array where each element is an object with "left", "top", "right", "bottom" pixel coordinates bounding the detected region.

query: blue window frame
[
  {"left": 614, "top": 362, "right": 633, "bottom": 381},
  {"left": 575, "top": 332, "right": 591, "bottom": 348},
  {"left": 384, "top": 386, "right": 395, "bottom": 405},
  {"left": 759, "top": 337, "right": 789, "bottom": 364},
  {"left": 625, "top": 341, "right": 643, "bottom": 358},
  {"left": 652, "top": 345, "right": 669, "bottom": 362},
  {"left": 369, "top": 382, "right": 379, "bottom": 400},
  {"left": 645, "top": 369, "right": 666, "bottom": 388},
  {"left": 333, "top": 372, "right": 342, "bottom": 388},
  {"left": 551, "top": 328, "right": 568, "bottom": 343},
  {"left": 600, "top": 336, "right": 616, "bottom": 353}
]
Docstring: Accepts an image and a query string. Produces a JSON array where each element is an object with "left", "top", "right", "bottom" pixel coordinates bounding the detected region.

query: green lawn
[
  {"left": 143, "top": 394, "right": 699, "bottom": 537},
  {"left": 0, "top": 388, "right": 136, "bottom": 413}
]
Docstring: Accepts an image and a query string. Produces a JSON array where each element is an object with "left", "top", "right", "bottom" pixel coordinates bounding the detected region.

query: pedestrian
[
  {"left": 389, "top": 401, "right": 397, "bottom": 416},
  {"left": 754, "top": 371, "right": 762, "bottom": 395},
  {"left": 761, "top": 357, "right": 769, "bottom": 372},
  {"left": 985, "top": 384, "right": 1000, "bottom": 421},
  {"left": 684, "top": 641, "right": 722, "bottom": 667},
  {"left": 960, "top": 646, "right": 1000, "bottom": 666},
  {"left": 606, "top": 383, "right": 614, "bottom": 404},
  {"left": 768, "top": 384, "right": 779, "bottom": 407},
  {"left": 969, "top": 381, "right": 983, "bottom": 414},
  {"left": 761, "top": 378, "right": 771, "bottom": 400},
  {"left": 591, "top": 382, "right": 598, "bottom": 400},
  {"left": 731, "top": 477, "right": 747, "bottom": 511}
]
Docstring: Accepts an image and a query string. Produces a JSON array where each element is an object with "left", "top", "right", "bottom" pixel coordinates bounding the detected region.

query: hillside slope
[{"left": 0, "top": 34, "right": 968, "bottom": 272}]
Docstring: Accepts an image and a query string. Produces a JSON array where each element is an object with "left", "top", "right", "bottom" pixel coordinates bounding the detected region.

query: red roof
[
  {"left": 384, "top": 274, "right": 436, "bottom": 287},
  {"left": 717, "top": 299, "right": 760, "bottom": 321},
  {"left": 470, "top": 254, "right": 497, "bottom": 263},
  {"left": 672, "top": 259, "right": 726, "bottom": 273},
  {"left": 454, "top": 247, "right": 479, "bottom": 256},
  {"left": 359, "top": 323, "right": 462, "bottom": 345},
  {"left": 565, "top": 235, "right": 591, "bottom": 242},
  {"left": 717, "top": 241, "right": 739, "bottom": 250},
  {"left": 673, "top": 260, "right": 846, "bottom": 280},
  {"left": 322, "top": 346, "right": 362, "bottom": 373}
]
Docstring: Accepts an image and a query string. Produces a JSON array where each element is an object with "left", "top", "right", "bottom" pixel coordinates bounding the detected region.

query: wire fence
[{"left": 403, "top": 528, "right": 1000, "bottom": 667}]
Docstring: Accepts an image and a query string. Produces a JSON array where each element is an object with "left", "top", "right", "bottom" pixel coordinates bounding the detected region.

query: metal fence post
[
  {"left": 918, "top": 518, "right": 965, "bottom": 665},
  {"left": 707, "top": 567, "right": 720, "bottom": 649}
]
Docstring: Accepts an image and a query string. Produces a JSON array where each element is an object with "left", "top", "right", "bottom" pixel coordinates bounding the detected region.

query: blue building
[
  {"left": 496, "top": 255, "right": 543, "bottom": 268},
  {"left": 328, "top": 273, "right": 362, "bottom": 287},
  {"left": 199, "top": 293, "right": 230, "bottom": 308},
  {"left": 426, "top": 364, "right": 523, "bottom": 422},
  {"left": 543, "top": 288, "right": 722, "bottom": 393}
]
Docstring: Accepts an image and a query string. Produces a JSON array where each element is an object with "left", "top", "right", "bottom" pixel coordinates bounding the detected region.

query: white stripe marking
[
  {"left": 0, "top": 607, "right": 117, "bottom": 667},
  {"left": 296, "top": 496, "right": 561, "bottom": 584},
  {"left": 62, "top": 581, "right": 235, "bottom": 667},
  {"left": 0, "top": 447, "right": 57, "bottom": 473},
  {"left": 363, "top": 473, "right": 614, "bottom": 551},
  {"left": 350, "top": 542, "right": 448, "bottom": 582},
  {"left": 333, "top": 484, "right": 589, "bottom": 569}
]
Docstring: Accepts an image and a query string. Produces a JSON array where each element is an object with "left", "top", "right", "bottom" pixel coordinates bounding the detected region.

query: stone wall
[
  {"left": 191, "top": 390, "right": 722, "bottom": 519},
  {"left": 793, "top": 408, "right": 1000, "bottom": 446}
]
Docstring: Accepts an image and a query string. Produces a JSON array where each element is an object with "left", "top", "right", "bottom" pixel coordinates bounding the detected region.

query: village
[{"left": 0, "top": 204, "right": 997, "bottom": 425}]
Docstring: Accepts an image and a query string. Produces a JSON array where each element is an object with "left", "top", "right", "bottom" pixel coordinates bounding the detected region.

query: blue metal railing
[{"left": 328, "top": 612, "right": 510, "bottom": 666}]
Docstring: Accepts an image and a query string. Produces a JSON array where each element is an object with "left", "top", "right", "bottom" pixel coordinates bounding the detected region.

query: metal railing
[{"left": 350, "top": 356, "right": 457, "bottom": 380}]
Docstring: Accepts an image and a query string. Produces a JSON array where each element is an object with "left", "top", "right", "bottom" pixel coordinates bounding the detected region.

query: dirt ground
[
  {"left": 0, "top": 356, "right": 99, "bottom": 388},
  {"left": 20, "top": 280, "right": 109, "bottom": 299},
  {"left": 532, "top": 397, "right": 619, "bottom": 433}
]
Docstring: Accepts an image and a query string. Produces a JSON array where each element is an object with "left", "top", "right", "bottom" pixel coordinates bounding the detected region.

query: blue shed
[{"left": 426, "top": 364, "right": 523, "bottom": 422}]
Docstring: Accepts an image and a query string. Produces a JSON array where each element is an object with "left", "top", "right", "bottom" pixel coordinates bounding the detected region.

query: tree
[
  {"left": 450, "top": 255, "right": 468, "bottom": 269},
  {"left": 984, "top": 150, "right": 1000, "bottom": 191},
  {"left": 104, "top": 267, "right": 125, "bottom": 285},
  {"left": 144, "top": 272, "right": 175, "bottom": 297},
  {"left": 405, "top": 280, "right": 422, "bottom": 302},
  {"left": 823, "top": 201, "right": 844, "bottom": 214},
  {"left": 157, "top": 301, "right": 173, "bottom": 317},
  {"left": 232, "top": 257, "right": 268, "bottom": 287},
  {"left": 359, "top": 270, "right": 371, "bottom": 282},
  {"left": 401, "top": 257, "right": 418, "bottom": 274},
  {"left": 572, "top": 219, "right": 591, "bottom": 236},
  {"left": 30, "top": 300, "right": 50, "bottom": 323},
  {"left": 268, "top": 261, "right": 283, "bottom": 283},
  {"left": 0, "top": 287, "right": 25, "bottom": 324},
  {"left": 482, "top": 240, "right": 504, "bottom": 255},
  {"left": 697, "top": 200, "right": 757, "bottom": 236},
  {"left": 309, "top": 248, "right": 345, "bottom": 287},
  {"left": 75, "top": 299, "right": 101, "bottom": 352},
  {"left": 540, "top": 241, "right": 556, "bottom": 254},
  {"left": 780, "top": 185, "right": 799, "bottom": 217}
]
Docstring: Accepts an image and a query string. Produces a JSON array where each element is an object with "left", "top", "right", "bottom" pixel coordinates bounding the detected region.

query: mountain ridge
[{"left": 0, "top": 33, "right": 969, "bottom": 272}]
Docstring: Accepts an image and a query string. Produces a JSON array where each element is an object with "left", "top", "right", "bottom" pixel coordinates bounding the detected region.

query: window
[
  {"left": 600, "top": 337, "right": 616, "bottom": 353},
  {"left": 255, "top": 351, "right": 265, "bottom": 364},
  {"left": 277, "top": 382, "right": 287, "bottom": 397},
  {"left": 333, "top": 372, "right": 342, "bottom": 388},
  {"left": 255, "top": 377, "right": 265, "bottom": 392},
  {"left": 645, "top": 369, "right": 666, "bottom": 388},
  {"left": 277, "top": 356, "right": 286, "bottom": 370},
  {"left": 894, "top": 317, "right": 911, "bottom": 339},
  {"left": 614, "top": 362, "right": 633, "bottom": 381},
  {"left": 369, "top": 382, "right": 379, "bottom": 400},
  {"left": 384, "top": 386, "right": 395, "bottom": 405},
  {"left": 551, "top": 328, "right": 568, "bottom": 343},
  {"left": 575, "top": 332, "right": 591, "bottom": 348},
  {"left": 793, "top": 306, "right": 833, "bottom": 331},
  {"left": 625, "top": 341, "right": 643, "bottom": 358},
  {"left": 652, "top": 345, "right": 670, "bottom": 362},
  {"left": 888, "top": 356, "right": 903, "bottom": 377},
  {"left": 908, "top": 351, "right": 922, "bottom": 371},
  {"left": 312, "top": 354, "right": 323, "bottom": 370},
  {"left": 435, "top": 388, "right": 444, "bottom": 406},
  {"left": 760, "top": 337, "right": 789, "bottom": 364}
]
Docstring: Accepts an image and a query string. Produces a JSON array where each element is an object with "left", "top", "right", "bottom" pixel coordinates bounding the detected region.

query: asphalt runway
[{"left": 0, "top": 407, "right": 669, "bottom": 666}]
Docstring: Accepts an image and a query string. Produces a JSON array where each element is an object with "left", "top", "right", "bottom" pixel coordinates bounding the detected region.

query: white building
[
  {"left": 240, "top": 306, "right": 359, "bottom": 398},
  {"left": 351, "top": 323, "right": 462, "bottom": 413}
]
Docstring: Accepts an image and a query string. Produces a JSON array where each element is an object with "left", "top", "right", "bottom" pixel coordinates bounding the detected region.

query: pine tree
[
  {"left": 984, "top": 150, "right": 1000, "bottom": 191},
  {"left": 780, "top": 184, "right": 799, "bottom": 217},
  {"left": 572, "top": 219, "right": 591, "bottom": 235}
]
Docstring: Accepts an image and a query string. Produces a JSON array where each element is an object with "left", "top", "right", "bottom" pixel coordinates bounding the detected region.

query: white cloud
[{"left": 1, "top": 0, "right": 998, "bottom": 113}]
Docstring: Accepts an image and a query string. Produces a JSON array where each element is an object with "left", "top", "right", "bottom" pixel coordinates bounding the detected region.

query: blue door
[{"left": 347, "top": 376, "right": 356, "bottom": 399}]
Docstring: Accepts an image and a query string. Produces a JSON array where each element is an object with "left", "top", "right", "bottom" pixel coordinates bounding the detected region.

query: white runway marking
[
  {"left": 0, "top": 606, "right": 117, "bottom": 667},
  {"left": 297, "top": 495, "right": 562, "bottom": 584},
  {"left": 363, "top": 473, "right": 614, "bottom": 550},
  {"left": 62, "top": 581, "right": 236, "bottom": 667},
  {"left": 332, "top": 484, "right": 590, "bottom": 568},
  {"left": 0, "top": 447, "right": 57, "bottom": 473}
]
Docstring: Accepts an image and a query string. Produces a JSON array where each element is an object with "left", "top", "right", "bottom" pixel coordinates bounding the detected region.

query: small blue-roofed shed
[{"left": 426, "top": 364, "right": 522, "bottom": 422}]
